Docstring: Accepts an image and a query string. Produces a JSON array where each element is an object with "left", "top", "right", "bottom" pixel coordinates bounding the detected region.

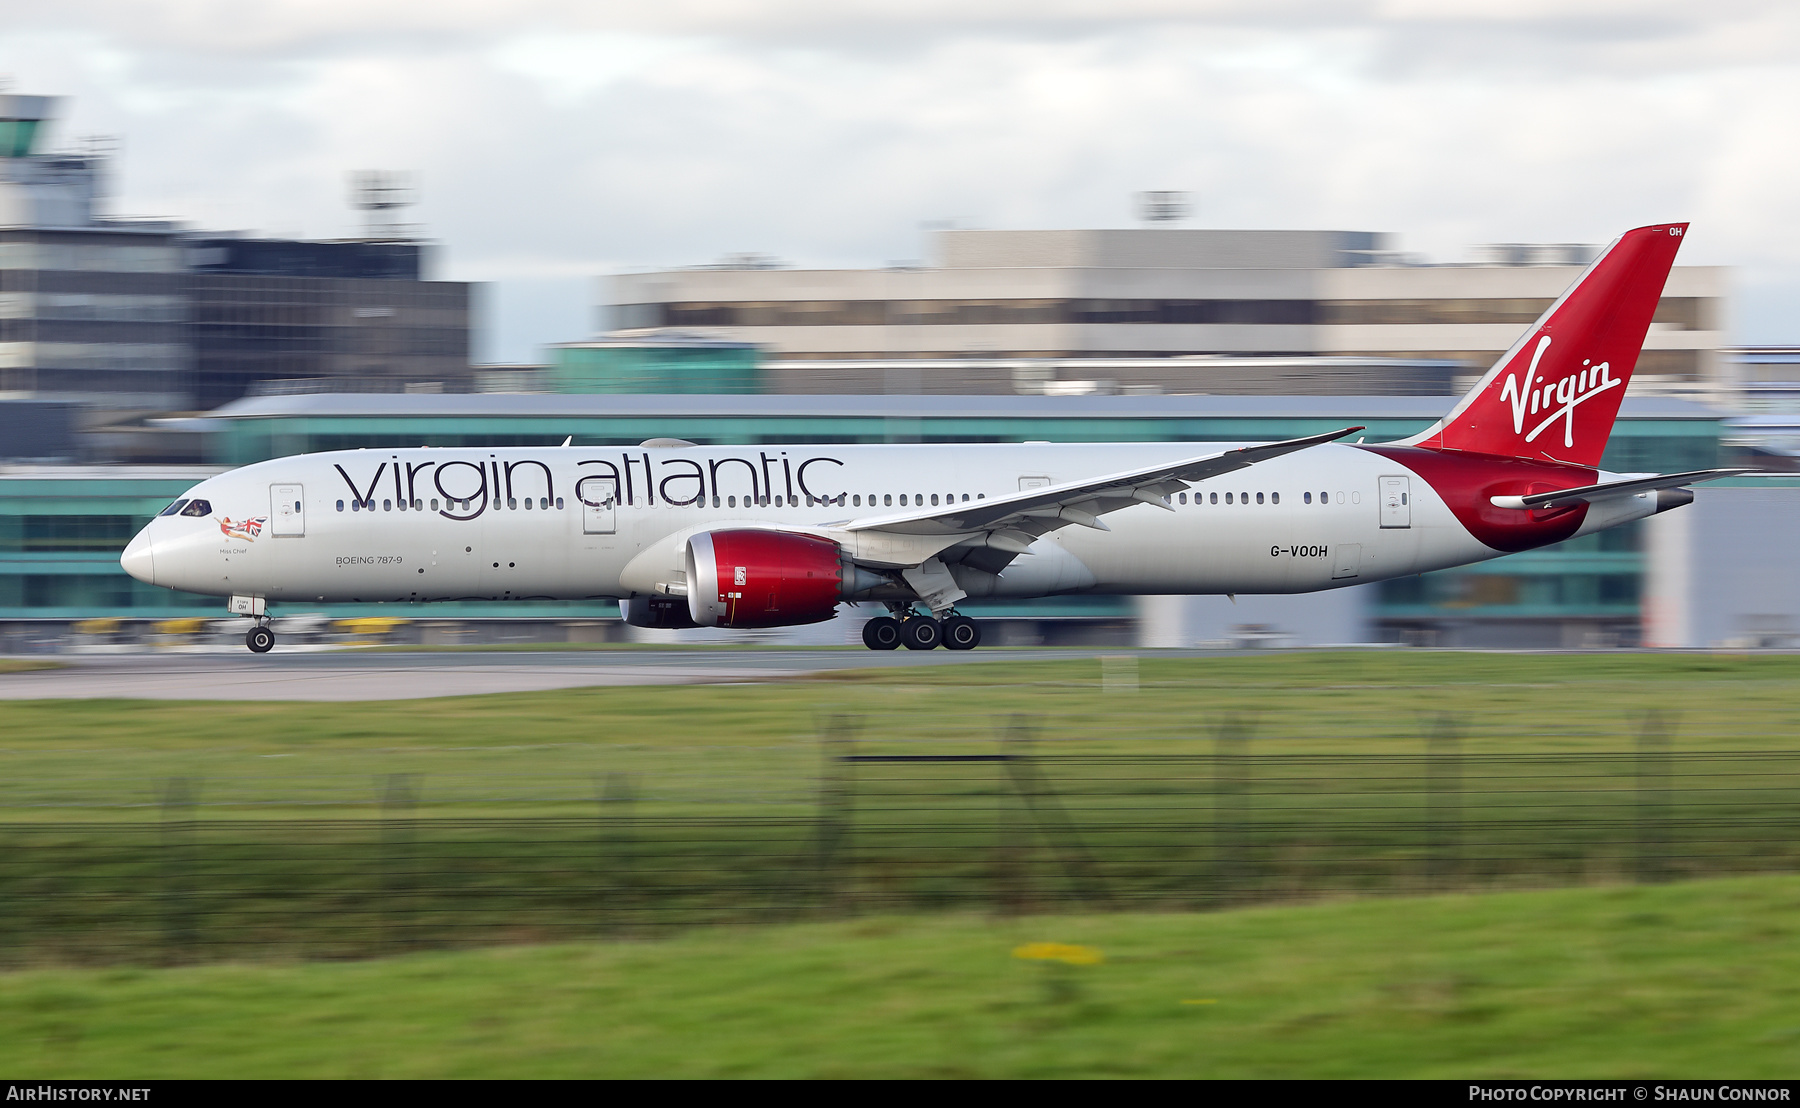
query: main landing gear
[
  {"left": 861, "top": 607, "right": 983, "bottom": 651},
  {"left": 245, "top": 620, "right": 275, "bottom": 654}
]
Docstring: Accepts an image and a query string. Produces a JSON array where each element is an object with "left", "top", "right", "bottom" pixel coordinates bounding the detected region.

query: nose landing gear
[{"left": 245, "top": 621, "right": 275, "bottom": 654}]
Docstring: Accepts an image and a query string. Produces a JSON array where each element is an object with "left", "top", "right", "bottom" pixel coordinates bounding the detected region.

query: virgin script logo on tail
[{"left": 1496, "top": 336, "right": 1622, "bottom": 449}]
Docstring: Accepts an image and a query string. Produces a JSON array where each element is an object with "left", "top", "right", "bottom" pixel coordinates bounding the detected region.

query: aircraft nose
[{"left": 120, "top": 530, "right": 157, "bottom": 586}]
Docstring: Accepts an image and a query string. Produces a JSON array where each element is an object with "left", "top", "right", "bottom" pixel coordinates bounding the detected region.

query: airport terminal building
[{"left": 604, "top": 228, "right": 1727, "bottom": 400}]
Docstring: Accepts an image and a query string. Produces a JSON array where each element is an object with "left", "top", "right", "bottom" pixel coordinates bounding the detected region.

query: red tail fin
[{"left": 1407, "top": 223, "right": 1687, "bottom": 466}]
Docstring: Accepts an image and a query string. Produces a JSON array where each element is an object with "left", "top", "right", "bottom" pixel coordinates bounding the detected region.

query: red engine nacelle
[{"left": 686, "top": 529, "right": 845, "bottom": 628}]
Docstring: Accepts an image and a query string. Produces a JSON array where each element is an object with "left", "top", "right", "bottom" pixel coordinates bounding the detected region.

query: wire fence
[{"left": 5, "top": 712, "right": 1800, "bottom": 966}]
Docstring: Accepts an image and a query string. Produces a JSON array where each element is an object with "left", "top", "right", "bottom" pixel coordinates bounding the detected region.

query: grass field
[
  {"left": 6, "top": 652, "right": 1800, "bottom": 1074},
  {"left": 4, "top": 651, "right": 1800, "bottom": 966},
  {"left": 5, "top": 651, "right": 1800, "bottom": 820},
  {"left": 6, "top": 874, "right": 1800, "bottom": 1078},
  {"left": 0, "top": 658, "right": 60, "bottom": 674}
]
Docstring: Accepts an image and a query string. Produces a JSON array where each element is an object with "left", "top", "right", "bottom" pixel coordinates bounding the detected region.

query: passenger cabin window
[
  {"left": 1210, "top": 492, "right": 1218, "bottom": 504},
  {"left": 337, "top": 499, "right": 346, "bottom": 512},
  {"left": 179, "top": 500, "right": 211, "bottom": 517},
  {"left": 1304, "top": 492, "right": 1312, "bottom": 504},
  {"left": 556, "top": 497, "right": 564, "bottom": 509},
  {"left": 884, "top": 495, "right": 892, "bottom": 506},
  {"left": 1271, "top": 492, "right": 1279, "bottom": 504},
  {"left": 383, "top": 499, "right": 392, "bottom": 511},
  {"left": 159, "top": 499, "right": 190, "bottom": 517},
  {"left": 1256, "top": 492, "right": 1264, "bottom": 504},
  {"left": 1225, "top": 493, "right": 1233, "bottom": 504}
]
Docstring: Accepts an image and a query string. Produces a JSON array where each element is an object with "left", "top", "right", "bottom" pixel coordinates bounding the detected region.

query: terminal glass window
[{"left": 3, "top": 515, "right": 139, "bottom": 552}]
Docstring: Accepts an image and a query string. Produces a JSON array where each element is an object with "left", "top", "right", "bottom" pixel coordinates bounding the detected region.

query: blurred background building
[
  {"left": 600, "top": 227, "right": 1725, "bottom": 400},
  {"left": 0, "top": 93, "right": 473, "bottom": 466},
  {"left": 187, "top": 234, "right": 472, "bottom": 411},
  {"left": 0, "top": 95, "right": 1794, "bottom": 653}
]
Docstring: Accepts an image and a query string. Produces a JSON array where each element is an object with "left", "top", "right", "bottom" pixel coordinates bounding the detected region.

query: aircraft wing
[
  {"left": 843, "top": 426, "right": 1365, "bottom": 546},
  {"left": 1489, "top": 468, "right": 1758, "bottom": 511}
]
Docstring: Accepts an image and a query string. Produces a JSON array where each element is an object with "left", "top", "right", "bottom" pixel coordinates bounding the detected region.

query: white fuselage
[{"left": 121, "top": 441, "right": 1658, "bottom": 607}]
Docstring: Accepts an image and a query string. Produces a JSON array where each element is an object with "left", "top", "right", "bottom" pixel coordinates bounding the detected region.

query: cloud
[{"left": 6, "top": 0, "right": 1800, "bottom": 360}]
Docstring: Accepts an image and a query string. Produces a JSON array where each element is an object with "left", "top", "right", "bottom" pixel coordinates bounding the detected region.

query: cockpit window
[
  {"left": 179, "top": 499, "right": 212, "bottom": 517},
  {"left": 159, "top": 499, "right": 190, "bottom": 517}
]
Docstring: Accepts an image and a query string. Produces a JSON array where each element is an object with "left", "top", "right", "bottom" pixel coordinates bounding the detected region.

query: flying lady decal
[{"left": 218, "top": 516, "right": 266, "bottom": 542}]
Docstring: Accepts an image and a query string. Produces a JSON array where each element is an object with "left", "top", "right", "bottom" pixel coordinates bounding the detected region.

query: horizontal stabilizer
[{"left": 1488, "top": 468, "right": 1758, "bottom": 511}]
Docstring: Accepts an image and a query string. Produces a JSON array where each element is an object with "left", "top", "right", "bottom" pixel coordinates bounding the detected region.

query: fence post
[
  {"left": 597, "top": 772, "right": 635, "bottom": 934},
  {"left": 377, "top": 774, "right": 419, "bottom": 953},
  {"left": 160, "top": 777, "right": 198, "bottom": 963},
  {"left": 1426, "top": 715, "right": 1462, "bottom": 892},
  {"left": 997, "top": 715, "right": 1035, "bottom": 916},
  {"left": 1001, "top": 714, "right": 1111, "bottom": 911},
  {"left": 1212, "top": 715, "right": 1250, "bottom": 906},
  {"left": 1635, "top": 712, "right": 1673, "bottom": 884},
  {"left": 815, "top": 715, "right": 856, "bottom": 914}
]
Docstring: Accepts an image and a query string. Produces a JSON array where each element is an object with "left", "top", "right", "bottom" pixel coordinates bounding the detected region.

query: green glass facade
[
  {"left": 549, "top": 340, "right": 760, "bottom": 395},
  {"left": 0, "top": 119, "right": 42, "bottom": 159},
  {"left": 0, "top": 471, "right": 222, "bottom": 619}
]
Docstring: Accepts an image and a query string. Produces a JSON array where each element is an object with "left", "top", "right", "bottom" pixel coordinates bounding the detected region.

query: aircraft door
[
  {"left": 271, "top": 484, "right": 305, "bottom": 536},
  {"left": 1379, "top": 476, "right": 1411, "bottom": 529},
  {"left": 580, "top": 484, "right": 616, "bottom": 535}
]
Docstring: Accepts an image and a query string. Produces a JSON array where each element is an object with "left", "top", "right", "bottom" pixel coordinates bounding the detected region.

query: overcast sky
[{"left": 7, "top": 0, "right": 1800, "bottom": 361}]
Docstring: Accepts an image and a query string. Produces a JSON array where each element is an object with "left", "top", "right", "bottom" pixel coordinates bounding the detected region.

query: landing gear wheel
[
  {"left": 246, "top": 625, "right": 275, "bottom": 654},
  {"left": 942, "top": 615, "right": 982, "bottom": 651},
  {"left": 862, "top": 616, "right": 902, "bottom": 651},
  {"left": 900, "top": 616, "right": 941, "bottom": 651}
]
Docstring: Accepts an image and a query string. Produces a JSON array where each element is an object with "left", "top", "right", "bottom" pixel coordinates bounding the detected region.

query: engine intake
[{"left": 686, "top": 529, "right": 846, "bottom": 628}]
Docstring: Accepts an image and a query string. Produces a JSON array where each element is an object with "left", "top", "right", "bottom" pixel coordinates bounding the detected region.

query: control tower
[
  {"left": 0, "top": 93, "right": 190, "bottom": 409},
  {"left": 0, "top": 95, "right": 104, "bottom": 227}
]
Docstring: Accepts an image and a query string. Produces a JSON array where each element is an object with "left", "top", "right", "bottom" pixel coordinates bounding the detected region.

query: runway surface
[{"left": 0, "top": 648, "right": 1131, "bottom": 702}]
